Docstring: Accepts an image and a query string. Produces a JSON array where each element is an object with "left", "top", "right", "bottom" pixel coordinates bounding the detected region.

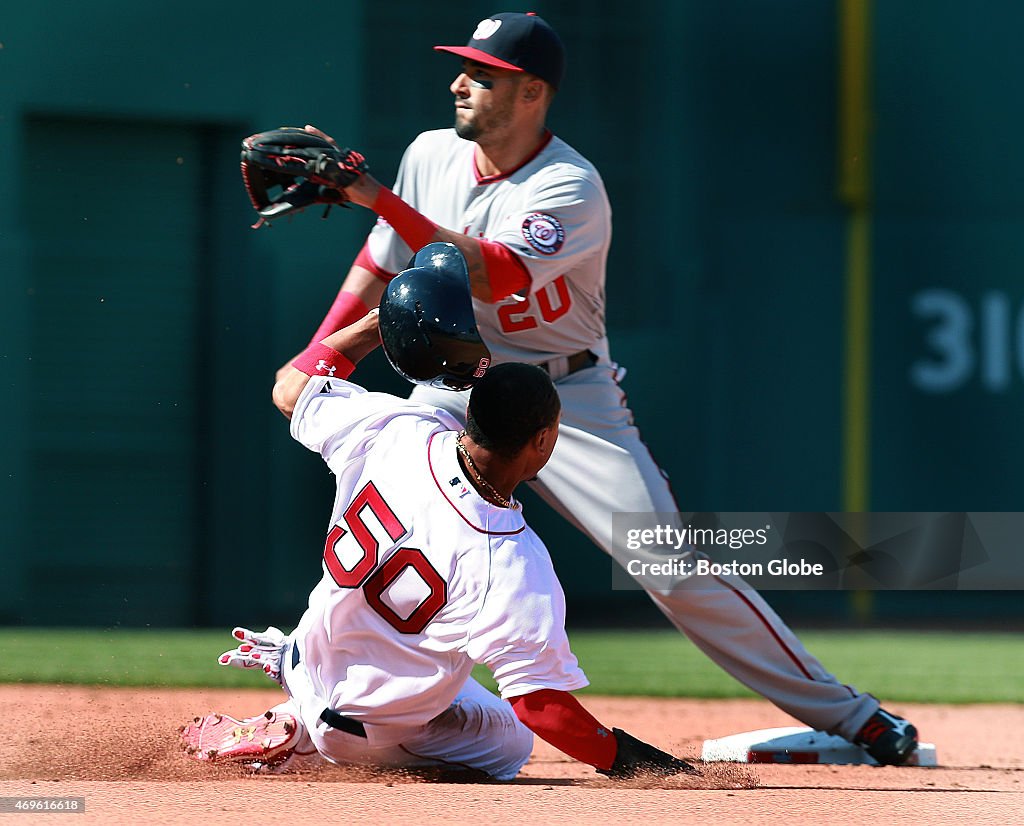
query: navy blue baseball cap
[{"left": 434, "top": 12, "right": 566, "bottom": 89}]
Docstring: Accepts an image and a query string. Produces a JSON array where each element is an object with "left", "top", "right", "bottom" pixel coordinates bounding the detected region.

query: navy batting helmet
[{"left": 378, "top": 242, "right": 491, "bottom": 391}]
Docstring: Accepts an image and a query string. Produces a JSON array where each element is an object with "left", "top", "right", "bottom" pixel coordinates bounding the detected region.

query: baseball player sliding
[
  {"left": 181, "top": 245, "right": 697, "bottom": 779},
  {"left": 247, "top": 12, "right": 918, "bottom": 766}
]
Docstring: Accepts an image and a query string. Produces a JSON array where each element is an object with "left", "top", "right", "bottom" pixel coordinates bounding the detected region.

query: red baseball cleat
[{"left": 179, "top": 710, "right": 300, "bottom": 766}]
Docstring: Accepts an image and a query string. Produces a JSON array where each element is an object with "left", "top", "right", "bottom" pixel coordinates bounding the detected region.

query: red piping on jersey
[
  {"left": 474, "top": 130, "right": 554, "bottom": 185},
  {"left": 610, "top": 374, "right": 848, "bottom": 693},
  {"left": 426, "top": 432, "right": 526, "bottom": 536},
  {"left": 353, "top": 240, "right": 397, "bottom": 284},
  {"left": 709, "top": 571, "right": 817, "bottom": 681}
]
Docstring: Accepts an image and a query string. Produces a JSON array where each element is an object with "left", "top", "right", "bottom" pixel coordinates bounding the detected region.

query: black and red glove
[
  {"left": 240, "top": 127, "right": 368, "bottom": 228},
  {"left": 597, "top": 728, "right": 700, "bottom": 779}
]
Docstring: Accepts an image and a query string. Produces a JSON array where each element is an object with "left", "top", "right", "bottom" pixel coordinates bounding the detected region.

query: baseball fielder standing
[
  {"left": 182, "top": 246, "right": 696, "bottom": 779},
  {"left": 271, "top": 12, "right": 918, "bottom": 764}
]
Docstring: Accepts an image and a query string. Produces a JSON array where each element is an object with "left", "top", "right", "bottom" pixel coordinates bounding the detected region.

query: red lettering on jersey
[
  {"left": 323, "top": 524, "right": 359, "bottom": 587},
  {"left": 323, "top": 480, "right": 449, "bottom": 634},
  {"left": 496, "top": 275, "right": 572, "bottom": 333},
  {"left": 536, "top": 275, "right": 571, "bottom": 322},
  {"left": 324, "top": 481, "right": 405, "bottom": 588},
  {"left": 497, "top": 298, "right": 540, "bottom": 332},
  {"left": 348, "top": 482, "right": 405, "bottom": 553},
  {"left": 363, "top": 547, "right": 448, "bottom": 634}
]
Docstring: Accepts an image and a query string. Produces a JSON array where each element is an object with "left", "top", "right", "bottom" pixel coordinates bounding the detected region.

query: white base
[{"left": 701, "top": 726, "right": 937, "bottom": 767}]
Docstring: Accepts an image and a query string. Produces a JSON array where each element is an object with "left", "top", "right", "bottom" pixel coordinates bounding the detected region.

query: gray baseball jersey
[{"left": 366, "top": 128, "right": 611, "bottom": 365}]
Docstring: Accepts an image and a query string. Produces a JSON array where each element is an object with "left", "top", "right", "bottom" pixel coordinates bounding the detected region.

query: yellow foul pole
[
  {"left": 838, "top": 0, "right": 874, "bottom": 620},
  {"left": 838, "top": 0, "right": 872, "bottom": 514}
]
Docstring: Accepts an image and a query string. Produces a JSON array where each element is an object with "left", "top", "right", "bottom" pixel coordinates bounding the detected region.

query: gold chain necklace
[{"left": 455, "top": 431, "right": 516, "bottom": 509}]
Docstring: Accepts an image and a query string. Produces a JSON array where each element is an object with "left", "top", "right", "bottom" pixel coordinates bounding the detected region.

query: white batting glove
[{"left": 217, "top": 626, "right": 287, "bottom": 683}]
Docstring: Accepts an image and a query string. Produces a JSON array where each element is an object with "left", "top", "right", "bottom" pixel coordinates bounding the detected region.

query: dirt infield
[{"left": 1, "top": 686, "right": 1021, "bottom": 825}]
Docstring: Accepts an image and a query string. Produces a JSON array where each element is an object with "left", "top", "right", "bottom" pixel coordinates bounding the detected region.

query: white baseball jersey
[
  {"left": 366, "top": 128, "right": 612, "bottom": 365},
  {"left": 285, "top": 374, "right": 588, "bottom": 747}
]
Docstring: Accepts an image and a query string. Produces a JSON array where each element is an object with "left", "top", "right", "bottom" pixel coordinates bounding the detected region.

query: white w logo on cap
[{"left": 472, "top": 19, "right": 502, "bottom": 39}]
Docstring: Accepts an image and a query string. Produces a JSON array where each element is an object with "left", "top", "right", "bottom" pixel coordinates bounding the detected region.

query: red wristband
[
  {"left": 372, "top": 188, "right": 438, "bottom": 252},
  {"left": 292, "top": 342, "right": 355, "bottom": 379},
  {"left": 479, "top": 239, "right": 531, "bottom": 300},
  {"left": 309, "top": 290, "right": 370, "bottom": 345}
]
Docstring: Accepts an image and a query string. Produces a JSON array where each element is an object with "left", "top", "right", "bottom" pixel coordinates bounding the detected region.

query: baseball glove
[{"left": 240, "top": 127, "right": 369, "bottom": 228}]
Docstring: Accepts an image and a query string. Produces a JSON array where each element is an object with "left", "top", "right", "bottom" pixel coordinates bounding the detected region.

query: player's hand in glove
[
  {"left": 217, "top": 626, "right": 287, "bottom": 683},
  {"left": 597, "top": 728, "right": 700, "bottom": 778},
  {"left": 240, "top": 127, "right": 369, "bottom": 228}
]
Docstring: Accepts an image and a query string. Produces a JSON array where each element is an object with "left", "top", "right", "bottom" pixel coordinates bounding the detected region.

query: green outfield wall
[{"left": 2, "top": 1, "right": 1021, "bottom": 627}]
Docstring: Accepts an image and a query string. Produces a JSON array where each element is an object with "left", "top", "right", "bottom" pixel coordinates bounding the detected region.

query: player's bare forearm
[
  {"left": 318, "top": 309, "right": 382, "bottom": 363},
  {"left": 342, "top": 173, "right": 384, "bottom": 210},
  {"left": 272, "top": 310, "right": 381, "bottom": 420},
  {"left": 435, "top": 231, "right": 494, "bottom": 302}
]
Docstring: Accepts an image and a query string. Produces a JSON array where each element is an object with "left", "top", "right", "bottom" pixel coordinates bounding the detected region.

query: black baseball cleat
[{"left": 854, "top": 708, "right": 919, "bottom": 765}]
